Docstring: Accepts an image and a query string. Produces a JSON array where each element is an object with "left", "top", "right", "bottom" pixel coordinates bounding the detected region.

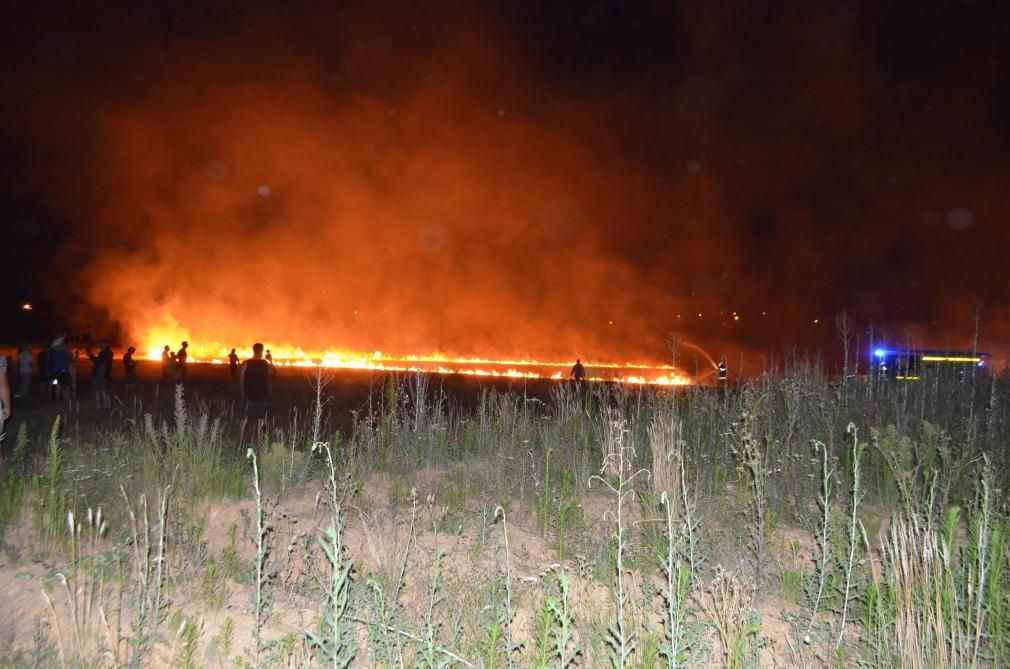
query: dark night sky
[{"left": 2, "top": 1, "right": 1010, "bottom": 365}]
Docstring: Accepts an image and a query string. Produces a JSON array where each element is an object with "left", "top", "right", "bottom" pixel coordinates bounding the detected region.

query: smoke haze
[{"left": 3, "top": 2, "right": 1010, "bottom": 365}]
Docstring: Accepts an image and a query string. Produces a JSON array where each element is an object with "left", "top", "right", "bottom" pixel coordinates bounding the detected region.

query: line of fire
[{"left": 140, "top": 345, "right": 695, "bottom": 386}]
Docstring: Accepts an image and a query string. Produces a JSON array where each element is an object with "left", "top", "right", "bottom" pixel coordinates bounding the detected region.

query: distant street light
[{"left": 21, "top": 302, "right": 33, "bottom": 311}]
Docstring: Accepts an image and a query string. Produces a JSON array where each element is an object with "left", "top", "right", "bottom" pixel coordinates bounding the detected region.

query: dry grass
[
  {"left": 647, "top": 412, "right": 682, "bottom": 498},
  {"left": 0, "top": 364, "right": 1008, "bottom": 667}
]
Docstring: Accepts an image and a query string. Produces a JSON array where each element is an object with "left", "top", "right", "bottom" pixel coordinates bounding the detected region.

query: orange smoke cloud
[{"left": 73, "top": 29, "right": 693, "bottom": 367}]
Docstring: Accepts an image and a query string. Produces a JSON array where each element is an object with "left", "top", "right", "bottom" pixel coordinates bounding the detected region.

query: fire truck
[{"left": 871, "top": 348, "right": 990, "bottom": 381}]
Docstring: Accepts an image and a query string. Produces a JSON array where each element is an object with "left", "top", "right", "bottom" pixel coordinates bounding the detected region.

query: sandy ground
[{"left": 0, "top": 466, "right": 831, "bottom": 668}]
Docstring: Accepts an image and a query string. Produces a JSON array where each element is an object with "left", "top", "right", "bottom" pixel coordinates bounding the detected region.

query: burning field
[
  {"left": 21, "top": 8, "right": 757, "bottom": 380},
  {"left": 143, "top": 343, "right": 696, "bottom": 386}
]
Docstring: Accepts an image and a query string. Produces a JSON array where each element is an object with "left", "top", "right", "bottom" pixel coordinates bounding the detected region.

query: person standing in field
[
  {"left": 123, "top": 346, "right": 138, "bottom": 390},
  {"left": 49, "top": 336, "right": 73, "bottom": 403},
  {"left": 570, "top": 358, "right": 587, "bottom": 407},
  {"left": 228, "top": 348, "right": 239, "bottom": 377},
  {"left": 239, "top": 342, "right": 271, "bottom": 445},
  {"left": 37, "top": 344, "right": 50, "bottom": 400},
  {"left": 86, "top": 339, "right": 113, "bottom": 409},
  {"left": 264, "top": 349, "right": 279, "bottom": 379},
  {"left": 16, "top": 345, "right": 32, "bottom": 398},
  {"left": 176, "top": 341, "right": 189, "bottom": 381},
  {"left": 161, "top": 346, "right": 171, "bottom": 380}
]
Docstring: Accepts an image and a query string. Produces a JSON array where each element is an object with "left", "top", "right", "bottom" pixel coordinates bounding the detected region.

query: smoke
[
  {"left": 4, "top": 2, "right": 1010, "bottom": 365},
  {"left": 55, "top": 14, "right": 704, "bottom": 362}
]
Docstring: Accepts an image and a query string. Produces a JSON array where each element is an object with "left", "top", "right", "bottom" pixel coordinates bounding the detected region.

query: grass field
[{"left": 0, "top": 358, "right": 1008, "bottom": 667}]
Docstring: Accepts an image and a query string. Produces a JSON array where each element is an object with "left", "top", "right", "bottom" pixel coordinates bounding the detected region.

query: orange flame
[{"left": 143, "top": 334, "right": 693, "bottom": 386}]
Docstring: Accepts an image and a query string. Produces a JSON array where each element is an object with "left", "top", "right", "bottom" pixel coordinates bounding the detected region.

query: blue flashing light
[
  {"left": 874, "top": 348, "right": 887, "bottom": 358},
  {"left": 978, "top": 360, "right": 986, "bottom": 367}
]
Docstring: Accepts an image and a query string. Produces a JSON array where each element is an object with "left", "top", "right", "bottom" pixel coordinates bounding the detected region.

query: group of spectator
[
  {"left": 0, "top": 335, "right": 85, "bottom": 430},
  {"left": 2, "top": 335, "right": 141, "bottom": 405},
  {"left": 3, "top": 335, "right": 80, "bottom": 404},
  {"left": 160, "top": 341, "right": 189, "bottom": 382},
  {"left": 1, "top": 338, "right": 275, "bottom": 444}
]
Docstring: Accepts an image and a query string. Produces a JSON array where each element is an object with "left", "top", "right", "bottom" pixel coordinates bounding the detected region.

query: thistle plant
[
  {"left": 658, "top": 491, "right": 690, "bottom": 666},
  {"left": 590, "top": 416, "right": 649, "bottom": 669},
  {"left": 805, "top": 439, "right": 833, "bottom": 643},
  {"left": 532, "top": 567, "right": 581, "bottom": 669},
  {"left": 307, "top": 438, "right": 355, "bottom": 667},
  {"left": 306, "top": 512, "right": 355, "bottom": 667},
  {"left": 730, "top": 405, "right": 769, "bottom": 599},
  {"left": 247, "top": 448, "right": 277, "bottom": 667},
  {"left": 495, "top": 504, "right": 523, "bottom": 669},
  {"left": 658, "top": 486, "right": 701, "bottom": 669},
  {"left": 837, "top": 423, "right": 865, "bottom": 649}
]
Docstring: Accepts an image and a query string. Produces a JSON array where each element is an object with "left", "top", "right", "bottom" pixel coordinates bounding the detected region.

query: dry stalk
[{"left": 649, "top": 413, "right": 682, "bottom": 497}]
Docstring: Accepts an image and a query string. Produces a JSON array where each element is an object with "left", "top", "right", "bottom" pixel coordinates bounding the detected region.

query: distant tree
[{"left": 835, "top": 309, "right": 854, "bottom": 380}]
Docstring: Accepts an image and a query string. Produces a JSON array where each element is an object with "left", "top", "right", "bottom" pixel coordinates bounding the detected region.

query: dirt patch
[{"left": 1, "top": 468, "right": 845, "bottom": 667}]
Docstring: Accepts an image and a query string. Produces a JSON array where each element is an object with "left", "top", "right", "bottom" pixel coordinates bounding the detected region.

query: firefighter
[{"left": 717, "top": 358, "right": 728, "bottom": 386}]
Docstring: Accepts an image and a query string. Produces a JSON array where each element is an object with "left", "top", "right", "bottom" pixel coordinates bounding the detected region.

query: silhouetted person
[
  {"left": 161, "top": 345, "right": 171, "bottom": 380},
  {"left": 176, "top": 341, "right": 189, "bottom": 380},
  {"left": 570, "top": 359, "right": 586, "bottom": 382},
  {"left": 239, "top": 342, "right": 271, "bottom": 445},
  {"left": 86, "top": 339, "right": 113, "bottom": 409},
  {"left": 37, "top": 345, "right": 50, "bottom": 400},
  {"left": 228, "top": 348, "right": 239, "bottom": 377},
  {"left": 167, "top": 352, "right": 177, "bottom": 381},
  {"left": 16, "top": 345, "right": 32, "bottom": 398},
  {"left": 123, "top": 346, "right": 138, "bottom": 389},
  {"left": 717, "top": 358, "right": 728, "bottom": 387},
  {"left": 49, "top": 336, "right": 73, "bottom": 403}
]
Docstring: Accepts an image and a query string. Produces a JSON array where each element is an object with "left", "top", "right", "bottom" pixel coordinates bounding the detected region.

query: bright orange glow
[
  {"left": 143, "top": 335, "right": 693, "bottom": 385},
  {"left": 21, "top": 303, "right": 32, "bottom": 311},
  {"left": 71, "top": 62, "right": 721, "bottom": 387}
]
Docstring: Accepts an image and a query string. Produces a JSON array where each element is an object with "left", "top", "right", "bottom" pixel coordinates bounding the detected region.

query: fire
[{"left": 143, "top": 339, "right": 694, "bottom": 385}]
